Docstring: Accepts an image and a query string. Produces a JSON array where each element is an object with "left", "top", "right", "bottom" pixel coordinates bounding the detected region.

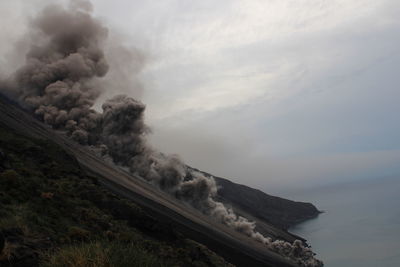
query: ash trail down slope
[
  {"left": 0, "top": 122, "right": 235, "bottom": 267},
  {"left": 0, "top": 1, "right": 322, "bottom": 265},
  {"left": 213, "top": 176, "right": 321, "bottom": 230},
  {"left": 0, "top": 95, "right": 297, "bottom": 267},
  {"left": 190, "top": 168, "right": 321, "bottom": 243}
]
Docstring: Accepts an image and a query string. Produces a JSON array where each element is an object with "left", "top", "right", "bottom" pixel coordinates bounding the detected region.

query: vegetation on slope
[{"left": 0, "top": 124, "right": 233, "bottom": 267}]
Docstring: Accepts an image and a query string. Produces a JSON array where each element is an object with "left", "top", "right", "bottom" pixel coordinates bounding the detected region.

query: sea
[{"left": 288, "top": 177, "right": 400, "bottom": 267}]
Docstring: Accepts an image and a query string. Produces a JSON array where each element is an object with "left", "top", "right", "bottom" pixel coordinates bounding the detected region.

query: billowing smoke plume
[
  {"left": 0, "top": 2, "right": 322, "bottom": 266},
  {"left": 3, "top": 3, "right": 107, "bottom": 145}
]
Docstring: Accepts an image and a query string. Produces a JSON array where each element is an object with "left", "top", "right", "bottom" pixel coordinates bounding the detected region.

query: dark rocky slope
[
  {"left": 0, "top": 123, "right": 235, "bottom": 267},
  {"left": 0, "top": 95, "right": 320, "bottom": 266},
  {"left": 214, "top": 177, "right": 320, "bottom": 230},
  {"left": 190, "top": 169, "right": 320, "bottom": 242}
]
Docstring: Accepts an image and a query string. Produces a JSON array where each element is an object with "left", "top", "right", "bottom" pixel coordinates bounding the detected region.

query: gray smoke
[
  {"left": 3, "top": 2, "right": 107, "bottom": 144},
  {"left": 98, "top": 98, "right": 322, "bottom": 265},
  {"left": 101, "top": 95, "right": 148, "bottom": 164},
  {"left": 0, "top": 1, "right": 322, "bottom": 266}
]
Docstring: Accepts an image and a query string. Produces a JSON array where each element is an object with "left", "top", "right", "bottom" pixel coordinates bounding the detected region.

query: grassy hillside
[{"left": 0, "top": 124, "right": 233, "bottom": 267}]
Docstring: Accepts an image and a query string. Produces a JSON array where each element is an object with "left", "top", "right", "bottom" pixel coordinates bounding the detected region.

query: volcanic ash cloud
[{"left": 0, "top": 2, "right": 322, "bottom": 266}]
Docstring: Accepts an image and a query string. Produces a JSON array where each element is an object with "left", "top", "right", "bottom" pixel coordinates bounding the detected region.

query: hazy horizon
[
  {"left": 290, "top": 175, "right": 400, "bottom": 266},
  {"left": 1, "top": 0, "right": 399, "bottom": 194}
]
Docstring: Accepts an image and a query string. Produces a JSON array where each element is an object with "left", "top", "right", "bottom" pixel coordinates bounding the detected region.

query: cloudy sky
[{"left": 1, "top": 0, "right": 400, "bottom": 194}]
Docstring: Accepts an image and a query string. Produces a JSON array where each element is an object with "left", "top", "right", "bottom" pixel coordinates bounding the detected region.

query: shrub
[
  {"left": 67, "top": 227, "right": 91, "bottom": 242},
  {"left": 43, "top": 241, "right": 166, "bottom": 267},
  {"left": 0, "top": 170, "right": 20, "bottom": 188},
  {"left": 40, "top": 192, "right": 54, "bottom": 200}
]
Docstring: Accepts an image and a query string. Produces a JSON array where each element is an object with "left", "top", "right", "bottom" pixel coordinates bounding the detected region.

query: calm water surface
[{"left": 289, "top": 177, "right": 400, "bottom": 267}]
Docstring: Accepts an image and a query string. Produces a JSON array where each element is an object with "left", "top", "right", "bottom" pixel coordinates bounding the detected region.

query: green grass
[
  {"left": 0, "top": 124, "right": 233, "bottom": 267},
  {"left": 42, "top": 241, "right": 166, "bottom": 267}
]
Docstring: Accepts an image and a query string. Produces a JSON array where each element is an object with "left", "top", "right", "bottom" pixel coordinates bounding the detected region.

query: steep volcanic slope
[
  {"left": 0, "top": 2, "right": 323, "bottom": 265},
  {"left": 0, "top": 96, "right": 299, "bottom": 266},
  {"left": 189, "top": 169, "right": 320, "bottom": 243},
  {"left": 214, "top": 177, "right": 320, "bottom": 230},
  {"left": 0, "top": 123, "right": 234, "bottom": 267}
]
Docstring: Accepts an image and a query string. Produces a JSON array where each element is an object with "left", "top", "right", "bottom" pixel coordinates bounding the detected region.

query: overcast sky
[{"left": 1, "top": 0, "right": 400, "bottom": 194}]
